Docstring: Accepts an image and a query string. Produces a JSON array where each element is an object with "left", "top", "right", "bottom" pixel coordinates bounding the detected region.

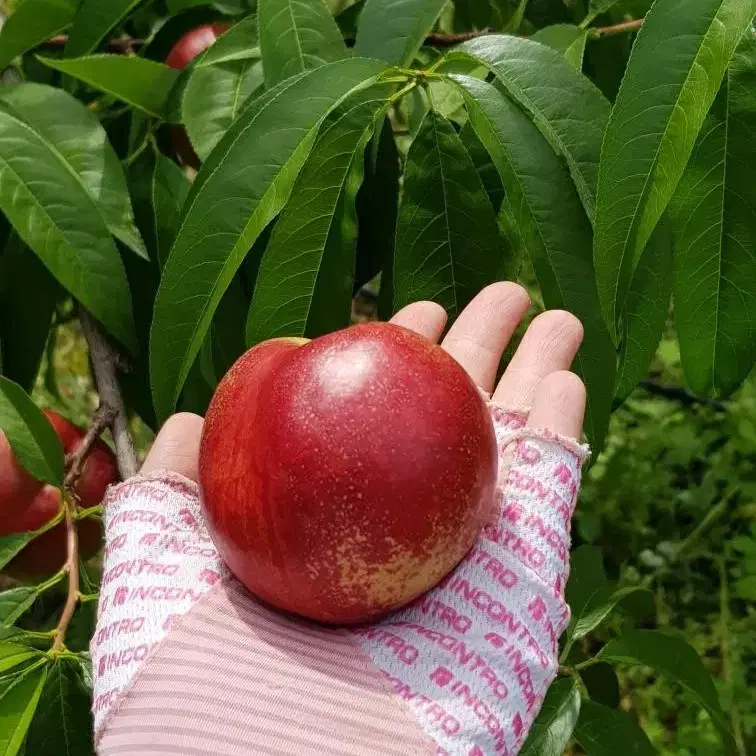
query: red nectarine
[
  {"left": 0, "top": 410, "right": 117, "bottom": 578},
  {"left": 199, "top": 323, "right": 497, "bottom": 624}
]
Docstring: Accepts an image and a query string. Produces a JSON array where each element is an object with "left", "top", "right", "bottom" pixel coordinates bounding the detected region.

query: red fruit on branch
[
  {"left": 165, "top": 23, "right": 230, "bottom": 69},
  {"left": 0, "top": 410, "right": 118, "bottom": 578},
  {"left": 165, "top": 23, "right": 230, "bottom": 168},
  {"left": 199, "top": 323, "right": 498, "bottom": 624}
]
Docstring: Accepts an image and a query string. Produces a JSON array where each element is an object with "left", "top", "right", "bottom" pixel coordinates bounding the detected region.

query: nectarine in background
[{"left": 0, "top": 410, "right": 117, "bottom": 578}]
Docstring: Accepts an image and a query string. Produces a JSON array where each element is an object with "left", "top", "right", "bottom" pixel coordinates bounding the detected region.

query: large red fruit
[
  {"left": 199, "top": 323, "right": 498, "bottom": 624},
  {"left": 0, "top": 410, "right": 118, "bottom": 578},
  {"left": 165, "top": 23, "right": 230, "bottom": 168}
]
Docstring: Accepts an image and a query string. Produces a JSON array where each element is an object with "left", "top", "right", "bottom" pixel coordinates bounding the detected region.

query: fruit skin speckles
[{"left": 199, "top": 322, "right": 497, "bottom": 625}]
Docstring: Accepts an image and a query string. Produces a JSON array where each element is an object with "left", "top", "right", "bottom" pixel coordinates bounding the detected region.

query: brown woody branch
[
  {"left": 425, "top": 28, "right": 491, "bottom": 46},
  {"left": 592, "top": 18, "right": 644, "bottom": 37},
  {"left": 42, "top": 33, "right": 144, "bottom": 53},
  {"left": 79, "top": 309, "right": 138, "bottom": 480},
  {"left": 38, "top": 17, "right": 643, "bottom": 57},
  {"left": 639, "top": 379, "right": 724, "bottom": 409},
  {"left": 64, "top": 403, "right": 117, "bottom": 500}
]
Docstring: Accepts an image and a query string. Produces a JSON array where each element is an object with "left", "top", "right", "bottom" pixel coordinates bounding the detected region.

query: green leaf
[
  {"left": 354, "top": 119, "right": 400, "bottom": 292},
  {"left": 0, "top": 377, "right": 63, "bottom": 485},
  {"left": 459, "top": 120, "right": 505, "bottom": 212},
  {"left": 566, "top": 544, "right": 607, "bottom": 625},
  {"left": 0, "top": 588, "right": 37, "bottom": 626},
  {"left": 150, "top": 58, "right": 389, "bottom": 421},
  {"left": 0, "top": 107, "right": 136, "bottom": 351},
  {"left": 531, "top": 24, "right": 588, "bottom": 70},
  {"left": 669, "top": 29, "right": 756, "bottom": 397},
  {"left": 735, "top": 575, "right": 756, "bottom": 600},
  {"left": 615, "top": 222, "right": 673, "bottom": 402},
  {"left": 65, "top": 0, "right": 149, "bottom": 57},
  {"left": 0, "top": 664, "right": 49, "bottom": 756},
  {"left": 0, "top": 82, "right": 147, "bottom": 259},
  {"left": 25, "top": 659, "right": 94, "bottom": 756},
  {"left": 212, "top": 275, "right": 249, "bottom": 379},
  {"left": 246, "top": 90, "right": 387, "bottom": 345},
  {"left": 38, "top": 55, "right": 180, "bottom": 119},
  {"left": 447, "top": 35, "right": 611, "bottom": 220},
  {"left": 593, "top": 0, "right": 754, "bottom": 344},
  {"left": 581, "top": 0, "right": 623, "bottom": 28},
  {"left": 0, "top": 535, "right": 37, "bottom": 573},
  {"left": 151, "top": 153, "right": 191, "bottom": 269},
  {"left": 580, "top": 663, "right": 620, "bottom": 709},
  {"left": 573, "top": 585, "right": 653, "bottom": 641},
  {"left": 566, "top": 545, "right": 652, "bottom": 641},
  {"left": 0, "top": 0, "right": 77, "bottom": 70},
  {"left": 259, "top": 0, "right": 347, "bottom": 87},
  {"left": 0, "top": 644, "right": 42, "bottom": 675},
  {"left": 182, "top": 58, "right": 264, "bottom": 161},
  {"left": 0, "top": 236, "right": 59, "bottom": 391},
  {"left": 574, "top": 700, "right": 656, "bottom": 756},
  {"left": 596, "top": 629, "right": 734, "bottom": 750},
  {"left": 195, "top": 16, "right": 260, "bottom": 67},
  {"left": 354, "top": 0, "right": 447, "bottom": 65},
  {"left": 520, "top": 677, "right": 581, "bottom": 756},
  {"left": 453, "top": 75, "right": 615, "bottom": 450},
  {"left": 393, "top": 109, "right": 510, "bottom": 319},
  {"left": 177, "top": 16, "right": 265, "bottom": 160}
]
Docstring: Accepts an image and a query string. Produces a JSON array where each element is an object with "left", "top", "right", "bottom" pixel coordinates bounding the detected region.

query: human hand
[{"left": 92, "top": 283, "right": 587, "bottom": 756}]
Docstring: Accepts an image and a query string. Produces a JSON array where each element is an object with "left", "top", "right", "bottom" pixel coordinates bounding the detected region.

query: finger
[
  {"left": 527, "top": 370, "right": 586, "bottom": 439},
  {"left": 141, "top": 412, "right": 205, "bottom": 482},
  {"left": 441, "top": 282, "right": 531, "bottom": 393},
  {"left": 390, "top": 301, "right": 448, "bottom": 342},
  {"left": 493, "top": 310, "right": 583, "bottom": 407}
]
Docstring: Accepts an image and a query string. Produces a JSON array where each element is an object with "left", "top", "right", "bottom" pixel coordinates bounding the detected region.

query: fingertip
[
  {"left": 530, "top": 309, "right": 584, "bottom": 349},
  {"left": 141, "top": 412, "right": 205, "bottom": 482},
  {"left": 390, "top": 301, "right": 448, "bottom": 342},
  {"left": 441, "top": 281, "right": 531, "bottom": 392},
  {"left": 493, "top": 308, "right": 584, "bottom": 406},
  {"left": 527, "top": 370, "right": 586, "bottom": 439}
]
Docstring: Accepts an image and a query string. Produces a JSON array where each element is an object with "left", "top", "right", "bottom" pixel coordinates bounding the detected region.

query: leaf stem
[
  {"left": 72, "top": 504, "right": 104, "bottom": 521},
  {"left": 34, "top": 568, "right": 66, "bottom": 595},
  {"left": 50, "top": 500, "right": 79, "bottom": 654}
]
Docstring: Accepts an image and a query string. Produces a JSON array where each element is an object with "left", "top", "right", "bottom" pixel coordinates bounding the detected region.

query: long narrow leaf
[
  {"left": 0, "top": 0, "right": 76, "bottom": 70},
  {"left": 445, "top": 35, "right": 610, "bottom": 220},
  {"left": 0, "top": 82, "right": 146, "bottom": 259},
  {"left": 669, "top": 28, "right": 756, "bottom": 396},
  {"left": 593, "top": 0, "right": 754, "bottom": 342},
  {"left": 393, "top": 109, "right": 511, "bottom": 318},
  {"left": 453, "top": 75, "right": 615, "bottom": 449},
  {"left": 65, "top": 0, "right": 150, "bottom": 57},
  {"left": 246, "top": 90, "right": 388, "bottom": 345},
  {"left": 0, "top": 108, "right": 136, "bottom": 350},
  {"left": 150, "top": 58, "right": 389, "bottom": 421},
  {"left": 354, "top": 0, "right": 447, "bottom": 65},
  {"left": 39, "top": 55, "right": 179, "bottom": 119},
  {"left": 259, "top": 0, "right": 346, "bottom": 87}
]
